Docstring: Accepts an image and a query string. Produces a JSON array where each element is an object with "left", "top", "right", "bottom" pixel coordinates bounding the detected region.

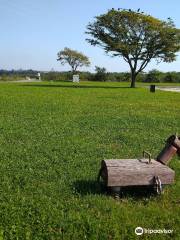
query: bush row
[
  {"left": 1, "top": 69, "right": 180, "bottom": 83},
  {"left": 41, "top": 70, "right": 180, "bottom": 83}
]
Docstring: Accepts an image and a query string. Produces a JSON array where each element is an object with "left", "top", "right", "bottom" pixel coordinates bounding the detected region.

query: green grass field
[{"left": 0, "top": 81, "right": 179, "bottom": 240}]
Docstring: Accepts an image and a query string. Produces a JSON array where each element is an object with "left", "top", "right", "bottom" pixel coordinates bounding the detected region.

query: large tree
[
  {"left": 57, "top": 47, "right": 90, "bottom": 74},
  {"left": 86, "top": 9, "right": 180, "bottom": 87}
]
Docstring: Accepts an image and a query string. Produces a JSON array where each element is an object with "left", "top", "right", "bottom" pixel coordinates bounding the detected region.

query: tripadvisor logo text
[{"left": 135, "top": 226, "right": 173, "bottom": 235}]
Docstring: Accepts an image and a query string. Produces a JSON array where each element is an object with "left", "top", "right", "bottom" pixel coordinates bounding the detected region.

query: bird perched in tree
[{"left": 137, "top": 8, "right": 140, "bottom": 12}]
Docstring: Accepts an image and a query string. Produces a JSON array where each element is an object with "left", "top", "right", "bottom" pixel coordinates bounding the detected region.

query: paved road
[
  {"left": 0, "top": 79, "right": 42, "bottom": 83},
  {"left": 157, "top": 87, "right": 180, "bottom": 92}
]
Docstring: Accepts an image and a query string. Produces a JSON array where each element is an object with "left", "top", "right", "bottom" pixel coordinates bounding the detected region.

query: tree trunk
[
  {"left": 130, "top": 71, "right": 136, "bottom": 88},
  {"left": 72, "top": 67, "right": 75, "bottom": 75}
]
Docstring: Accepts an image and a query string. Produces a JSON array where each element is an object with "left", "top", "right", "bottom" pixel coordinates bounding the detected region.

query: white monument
[
  {"left": 37, "top": 73, "right": 41, "bottom": 81},
  {"left": 73, "top": 75, "right": 80, "bottom": 83}
]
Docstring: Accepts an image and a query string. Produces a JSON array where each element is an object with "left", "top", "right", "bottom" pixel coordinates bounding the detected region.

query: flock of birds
[{"left": 111, "top": 8, "right": 144, "bottom": 14}]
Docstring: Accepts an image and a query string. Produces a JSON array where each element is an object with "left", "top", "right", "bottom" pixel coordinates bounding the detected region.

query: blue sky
[{"left": 0, "top": 0, "right": 180, "bottom": 72}]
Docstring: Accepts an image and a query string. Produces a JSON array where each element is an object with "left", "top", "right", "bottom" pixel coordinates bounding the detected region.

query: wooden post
[
  {"left": 166, "top": 135, "right": 180, "bottom": 149},
  {"left": 156, "top": 144, "right": 177, "bottom": 165}
]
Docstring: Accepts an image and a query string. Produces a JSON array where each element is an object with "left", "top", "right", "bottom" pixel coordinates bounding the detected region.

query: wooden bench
[{"left": 98, "top": 154, "right": 175, "bottom": 196}]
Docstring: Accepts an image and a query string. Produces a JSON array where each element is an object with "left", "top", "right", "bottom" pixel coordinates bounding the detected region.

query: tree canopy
[
  {"left": 86, "top": 9, "right": 180, "bottom": 87},
  {"left": 57, "top": 47, "right": 90, "bottom": 74}
]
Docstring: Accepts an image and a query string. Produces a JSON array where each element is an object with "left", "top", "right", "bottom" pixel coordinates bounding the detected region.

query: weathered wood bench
[
  {"left": 98, "top": 152, "right": 175, "bottom": 196},
  {"left": 98, "top": 135, "right": 180, "bottom": 197}
]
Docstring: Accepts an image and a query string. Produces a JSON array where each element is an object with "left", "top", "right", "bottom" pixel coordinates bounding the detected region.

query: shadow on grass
[
  {"left": 73, "top": 180, "right": 156, "bottom": 199},
  {"left": 73, "top": 180, "right": 106, "bottom": 195},
  {"left": 21, "top": 84, "right": 131, "bottom": 89},
  {"left": 118, "top": 186, "right": 156, "bottom": 199}
]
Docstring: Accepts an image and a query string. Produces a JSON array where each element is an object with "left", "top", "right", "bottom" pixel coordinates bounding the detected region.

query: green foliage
[
  {"left": 144, "top": 70, "right": 163, "bottom": 83},
  {"left": 94, "top": 66, "right": 107, "bottom": 81},
  {"left": 86, "top": 9, "right": 180, "bottom": 87},
  {"left": 41, "top": 71, "right": 94, "bottom": 82},
  {"left": 1, "top": 69, "right": 180, "bottom": 83},
  {"left": 163, "top": 72, "right": 180, "bottom": 83},
  {"left": 41, "top": 71, "right": 72, "bottom": 82},
  {"left": 0, "top": 81, "right": 180, "bottom": 239},
  {"left": 0, "top": 75, "right": 24, "bottom": 81},
  {"left": 0, "top": 70, "right": 40, "bottom": 81},
  {"left": 41, "top": 70, "right": 180, "bottom": 83},
  {"left": 143, "top": 70, "right": 180, "bottom": 83},
  {"left": 57, "top": 47, "right": 90, "bottom": 73}
]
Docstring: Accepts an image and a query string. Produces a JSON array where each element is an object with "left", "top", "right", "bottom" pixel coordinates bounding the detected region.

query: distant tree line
[
  {"left": 0, "top": 69, "right": 39, "bottom": 81},
  {"left": 36, "top": 69, "right": 180, "bottom": 83},
  {"left": 1, "top": 69, "right": 180, "bottom": 83}
]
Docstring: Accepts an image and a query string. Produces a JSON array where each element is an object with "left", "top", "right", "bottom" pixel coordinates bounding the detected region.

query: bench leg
[{"left": 111, "top": 186, "right": 122, "bottom": 199}]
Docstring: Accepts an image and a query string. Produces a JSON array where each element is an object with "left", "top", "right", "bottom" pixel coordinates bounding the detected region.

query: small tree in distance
[
  {"left": 86, "top": 9, "right": 180, "bottom": 88},
  {"left": 95, "top": 66, "right": 107, "bottom": 81},
  {"left": 57, "top": 47, "right": 90, "bottom": 74},
  {"left": 145, "top": 69, "right": 163, "bottom": 83}
]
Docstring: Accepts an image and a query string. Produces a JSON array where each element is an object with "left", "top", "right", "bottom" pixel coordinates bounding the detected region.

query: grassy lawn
[{"left": 0, "top": 81, "right": 179, "bottom": 239}]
